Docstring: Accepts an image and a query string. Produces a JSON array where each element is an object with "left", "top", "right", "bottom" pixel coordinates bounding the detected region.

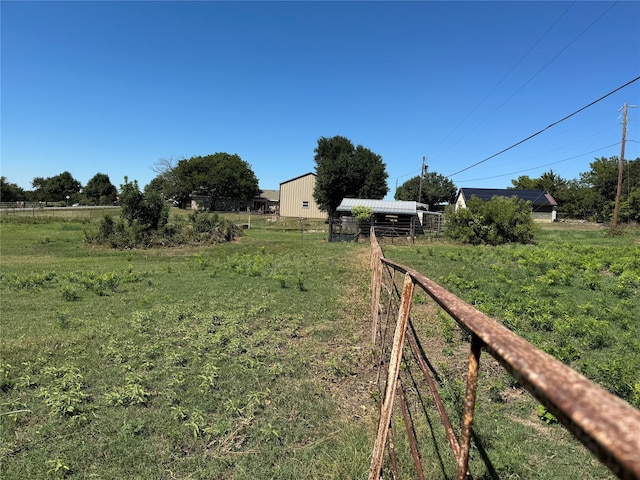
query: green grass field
[
  {"left": 0, "top": 218, "right": 374, "bottom": 479},
  {"left": 1, "top": 217, "right": 637, "bottom": 479}
]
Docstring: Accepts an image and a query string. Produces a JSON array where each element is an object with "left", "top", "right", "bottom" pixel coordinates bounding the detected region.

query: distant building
[
  {"left": 253, "top": 190, "right": 279, "bottom": 214},
  {"left": 279, "top": 173, "right": 326, "bottom": 219},
  {"left": 189, "top": 189, "right": 279, "bottom": 212},
  {"left": 455, "top": 188, "right": 558, "bottom": 222}
]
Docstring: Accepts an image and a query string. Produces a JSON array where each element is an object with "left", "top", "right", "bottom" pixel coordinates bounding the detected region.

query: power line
[
  {"left": 427, "top": 2, "right": 576, "bottom": 160},
  {"left": 456, "top": 142, "right": 621, "bottom": 183},
  {"left": 446, "top": 75, "right": 640, "bottom": 178}
]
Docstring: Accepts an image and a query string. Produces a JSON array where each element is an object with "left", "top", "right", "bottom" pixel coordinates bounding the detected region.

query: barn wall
[{"left": 279, "top": 174, "right": 326, "bottom": 219}]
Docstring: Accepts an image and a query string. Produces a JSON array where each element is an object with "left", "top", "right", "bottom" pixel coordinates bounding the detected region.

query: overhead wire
[
  {"left": 446, "top": 75, "right": 640, "bottom": 178},
  {"left": 456, "top": 142, "right": 621, "bottom": 183},
  {"left": 440, "top": 0, "right": 619, "bottom": 161},
  {"left": 427, "top": 2, "right": 577, "bottom": 162},
  {"left": 391, "top": 2, "right": 616, "bottom": 185}
]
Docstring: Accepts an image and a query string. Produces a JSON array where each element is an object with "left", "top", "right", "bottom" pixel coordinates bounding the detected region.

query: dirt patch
[{"left": 319, "top": 248, "right": 379, "bottom": 424}]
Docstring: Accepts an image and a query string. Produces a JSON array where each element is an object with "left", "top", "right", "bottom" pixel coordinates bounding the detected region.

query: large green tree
[
  {"left": 31, "top": 171, "right": 82, "bottom": 203},
  {"left": 511, "top": 169, "right": 567, "bottom": 199},
  {"left": 510, "top": 159, "right": 640, "bottom": 222},
  {"left": 395, "top": 172, "right": 456, "bottom": 210},
  {"left": 511, "top": 169, "right": 573, "bottom": 216},
  {"left": 169, "top": 153, "right": 259, "bottom": 210},
  {"left": 313, "top": 136, "right": 388, "bottom": 215},
  {"left": 579, "top": 156, "right": 640, "bottom": 223},
  {"left": 84, "top": 173, "right": 117, "bottom": 205},
  {"left": 0, "top": 177, "right": 26, "bottom": 202}
]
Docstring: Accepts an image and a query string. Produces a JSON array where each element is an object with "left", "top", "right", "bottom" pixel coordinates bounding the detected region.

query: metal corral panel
[
  {"left": 337, "top": 198, "right": 427, "bottom": 215},
  {"left": 279, "top": 173, "right": 326, "bottom": 219}
]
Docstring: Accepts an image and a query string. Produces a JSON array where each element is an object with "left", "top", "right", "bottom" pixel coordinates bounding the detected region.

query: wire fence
[
  {"left": 0, "top": 204, "right": 120, "bottom": 220},
  {"left": 368, "top": 228, "right": 640, "bottom": 480}
]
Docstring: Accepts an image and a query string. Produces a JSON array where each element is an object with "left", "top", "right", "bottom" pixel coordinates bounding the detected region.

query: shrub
[
  {"left": 89, "top": 210, "right": 241, "bottom": 248},
  {"left": 351, "top": 206, "right": 373, "bottom": 225},
  {"left": 120, "top": 178, "right": 168, "bottom": 231},
  {"left": 446, "top": 196, "right": 537, "bottom": 245}
]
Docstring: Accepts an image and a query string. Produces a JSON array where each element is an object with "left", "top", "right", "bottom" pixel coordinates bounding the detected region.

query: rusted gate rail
[{"left": 368, "top": 229, "right": 640, "bottom": 480}]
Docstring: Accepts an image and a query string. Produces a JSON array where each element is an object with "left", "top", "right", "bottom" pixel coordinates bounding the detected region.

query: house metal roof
[
  {"left": 336, "top": 198, "right": 428, "bottom": 215},
  {"left": 458, "top": 188, "right": 557, "bottom": 207},
  {"left": 258, "top": 189, "right": 279, "bottom": 202}
]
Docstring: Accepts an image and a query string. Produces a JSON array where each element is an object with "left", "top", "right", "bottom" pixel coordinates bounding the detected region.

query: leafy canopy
[
  {"left": 313, "top": 136, "right": 388, "bottom": 214},
  {"left": 84, "top": 173, "right": 117, "bottom": 205},
  {"left": 158, "top": 153, "right": 259, "bottom": 210},
  {"left": 119, "top": 177, "right": 168, "bottom": 231},
  {"left": 446, "top": 195, "right": 536, "bottom": 245},
  {"left": 31, "top": 171, "right": 82, "bottom": 202},
  {"left": 510, "top": 159, "right": 640, "bottom": 223},
  {"left": 395, "top": 172, "right": 456, "bottom": 210},
  {"left": 0, "top": 177, "right": 26, "bottom": 202}
]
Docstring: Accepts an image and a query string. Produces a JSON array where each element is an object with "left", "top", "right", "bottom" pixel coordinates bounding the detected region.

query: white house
[{"left": 455, "top": 188, "right": 558, "bottom": 222}]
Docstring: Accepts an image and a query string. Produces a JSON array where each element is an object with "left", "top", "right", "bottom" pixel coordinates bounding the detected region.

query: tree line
[{"left": 1, "top": 138, "right": 639, "bottom": 223}]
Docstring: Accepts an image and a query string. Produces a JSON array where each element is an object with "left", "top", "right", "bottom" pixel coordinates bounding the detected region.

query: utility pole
[
  {"left": 417, "top": 156, "right": 427, "bottom": 203},
  {"left": 613, "top": 103, "right": 636, "bottom": 227}
]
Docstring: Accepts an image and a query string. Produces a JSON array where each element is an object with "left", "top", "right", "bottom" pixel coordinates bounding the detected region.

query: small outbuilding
[
  {"left": 455, "top": 188, "right": 558, "bottom": 222},
  {"left": 334, "top": 198, "right": 434, "bottom": 240}
]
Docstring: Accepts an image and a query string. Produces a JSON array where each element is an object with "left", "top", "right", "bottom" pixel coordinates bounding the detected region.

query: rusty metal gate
[{"left": 368, "top": 229, "right": 640, "bottom": 480}]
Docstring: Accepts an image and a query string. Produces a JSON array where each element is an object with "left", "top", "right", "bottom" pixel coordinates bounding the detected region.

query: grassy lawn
[
  {"left": 0, "top": 218, "right": 374, "bottom": 479},
  {"left": 1, "top": 217, "right": 637, "bottom": 479}
]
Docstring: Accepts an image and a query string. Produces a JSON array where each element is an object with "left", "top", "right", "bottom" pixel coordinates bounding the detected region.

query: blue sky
[{"left": 2, "top": 1, "right": 639, "bottom": 198}]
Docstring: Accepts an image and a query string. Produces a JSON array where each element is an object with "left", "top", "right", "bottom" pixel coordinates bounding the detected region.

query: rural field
[{"left": 1, "top": 213, "right": 638, "bottom": 479}]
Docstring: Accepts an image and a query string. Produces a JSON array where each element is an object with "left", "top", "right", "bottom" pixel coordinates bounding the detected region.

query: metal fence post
[
  {"left": 368, "top": 273, "right": 414, "bottom": 480},
  {"left": 457, "top": 334, "right": 483, "bottom": 480}
]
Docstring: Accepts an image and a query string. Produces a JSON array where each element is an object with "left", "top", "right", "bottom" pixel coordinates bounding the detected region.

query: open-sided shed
[{"left": 334, "top": 198, "right": 433, "bottom": 240}]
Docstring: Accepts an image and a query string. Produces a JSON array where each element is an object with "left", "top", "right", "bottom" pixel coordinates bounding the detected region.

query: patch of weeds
[
  {"left": 198, "top": 363, "right": 220, "bottom": 393},
  {"left": 2, "top": 271, "right": 58, "bottom": 289},
  {"left": 193, "top": 253, "right": 209, "bottom": 270},
  {"left": 105, "top": 373, "right": 151, "bottom": 407},
  {"left": 0, "top": 363, "right": 14, "bottom": 392},
  {"left": 121, "top": 420, "right": 146, "bottom": 436},
  {"left": 487, "top": 378, "right": 507, "bottom": 403},
  {"left": 184, "top": 409, "right": 214, "bottom": 438},
  {"left": 439, "top": 310, "right": 457, "bottom": 344},
  {"left": 37, "top": 366, "right": 89, "bottom": 419},
  {"left": 273, "top": 274, "right": 287, "bottom": 288},
  {"left": 61, "top": 286, "right": 80, "bottom": 301},
  {"left": 536, "top": 405, "right": 559, "bottom": 425},
  {"left": 259, "top": 422, "right": 280, "bottom": 443},
  {"left": 66, "top": 271, "right": 121, "bottom": 296},
  {"left": 56, "top": 309, "right": 71, "bottom": 329},
  {"left": 47, "top": 458, "right": 71, "bottom": 478},
  {"left": 326, "top": 354, "right": 352, "bottom": 378},
  {"left": 227, "top": 251, "right": 275, "bottom": 277}
]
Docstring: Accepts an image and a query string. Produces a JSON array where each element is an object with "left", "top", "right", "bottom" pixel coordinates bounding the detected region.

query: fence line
[{"left": 368, "top": 228, "right": 640, "bottom": 480}]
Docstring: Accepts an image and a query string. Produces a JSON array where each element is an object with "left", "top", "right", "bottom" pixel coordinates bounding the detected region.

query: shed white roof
[{"left": 336, "top": 198, "right": 427, "bottom": 215}]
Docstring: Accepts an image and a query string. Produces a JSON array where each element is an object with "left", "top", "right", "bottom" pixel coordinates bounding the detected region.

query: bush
[
  {"left": 89, "top": 211, "right": 241, "bottom": 248},
  {"left": 351, "top": 206, "right": 373, "bottom": 225},
  {"left": 446, "top": 196, "right": 537, "bottom": 245},
  {"left": 119, "top": 178, "right": 168, "bottom": 231}
]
